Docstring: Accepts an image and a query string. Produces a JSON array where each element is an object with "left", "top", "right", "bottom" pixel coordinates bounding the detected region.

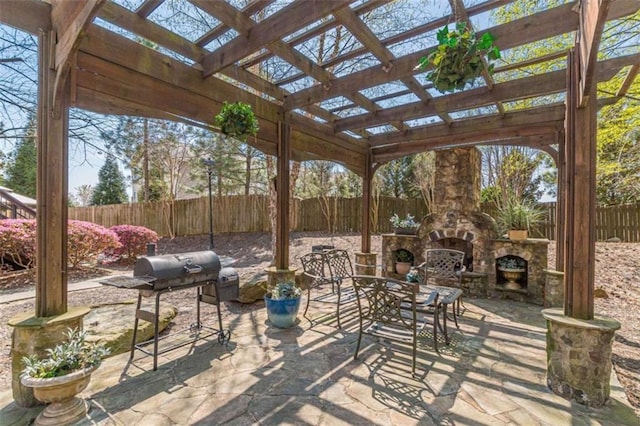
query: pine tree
[
  {"left": 5, "top": 114, "right": 37, "bottom": 198},
  {"left": 90, "top": 154, "right": 128, "bottom": 205}
]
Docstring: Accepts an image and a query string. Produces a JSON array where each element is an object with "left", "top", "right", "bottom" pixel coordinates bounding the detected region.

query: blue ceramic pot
[{"left": 264, "top": 295, "right": 301, "bottom": 328}]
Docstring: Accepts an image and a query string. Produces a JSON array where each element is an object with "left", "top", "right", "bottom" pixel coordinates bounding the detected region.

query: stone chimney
[{"left": 432, "top": 147, "right": 481, "bottom": 214}]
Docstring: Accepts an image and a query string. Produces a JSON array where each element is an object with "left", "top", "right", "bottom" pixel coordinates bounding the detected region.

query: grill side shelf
[{"left": 99, "top": 275, "right": 156, "bottom": 290}]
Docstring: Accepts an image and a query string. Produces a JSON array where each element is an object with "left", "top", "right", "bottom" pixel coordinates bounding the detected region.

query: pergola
[{"left": 1, "top": 0, "right": 639, "bottom": 325}]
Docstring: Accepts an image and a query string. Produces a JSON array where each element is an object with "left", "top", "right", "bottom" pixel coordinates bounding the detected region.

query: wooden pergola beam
[
  {"left": 284, "top": 2, "right": 579, "bottom": 110},
  {"left": 283, "top": 0, "right": 638, "bottom": 111},
  {"left": 201, "top": 0, "right": 353, "bottom": 77},
  {"left": 135, "top": 0, "right": 163, "bottom": 18},
  {"left": 578, "top": 0, "right": 611, "bottom": 106},
  {"left": 241, "top": 0, "right": 390, "bottom": 69},
  {"left": 275, "top": 0, "right": 518, "bottom": 86},
  {"left": 333, "top": 53, "right": 637, "bottom": 132},
  {"left": 333, "top": 7, "right": 451, "bottom": 125},
  {"left": 369, "top": 103, "right": 565, "bottom": 147},
  {"left": 373, "top": 127, "right": 560, "bottom": 163},
  {"left": 616, "top": 64, "right": 640, "bottom": 97},
  {"left": 0, "top": 0, "right": 51, "bottom": 34},
  {"left": 51, "top": 0, "right": 105, "bottom": 117}
]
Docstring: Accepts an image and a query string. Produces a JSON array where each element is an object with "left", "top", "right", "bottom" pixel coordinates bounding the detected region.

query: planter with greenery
[
  {"left": 417, "top": 23, "right": 500, "bottom": 93},
  {"left": 389, "top": 213, "right": 420, "bottom": 235},
  {"left": 21, "top": 328, "right": 110, "bottom": 425},
  {"left": 264, "top": 281, "right": 302, "bottom": 328},
  {"left": 496, "top": 198, "right": 545, "bottom": 241},
  {"left": 393, "top": 249, "right": 414, "bottom": 275},
  {"left": 214, "top": 101, "right": 259, "bottom": 140}
]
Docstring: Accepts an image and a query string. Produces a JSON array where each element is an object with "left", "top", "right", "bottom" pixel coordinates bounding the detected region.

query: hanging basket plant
[
  {"left": 214, "top": 101, "right": 259, "bottom": 140},
  {"left": 417, "top": 23, "right": 500, "bottom": 93}
]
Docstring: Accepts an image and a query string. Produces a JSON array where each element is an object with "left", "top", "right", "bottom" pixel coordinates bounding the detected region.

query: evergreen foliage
[
  {"left": 378, "top": 156, "right": 420, "bottom": 198},
  {"left": 90, "top": 154, "right": 128, "bottom": 205},
  {"left": 5, "top": 114, "right": 37, "bottom": 198}
]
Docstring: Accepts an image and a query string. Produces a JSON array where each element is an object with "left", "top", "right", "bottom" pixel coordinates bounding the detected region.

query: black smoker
[{"left": 101, "top": 250, "right": 239, "bottom": 370}]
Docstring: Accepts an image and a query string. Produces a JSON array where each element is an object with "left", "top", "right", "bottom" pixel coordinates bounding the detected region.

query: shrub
[
  {"left": 67, "top": 220, "right": 121, "bottom": 268},
  {"left": 0, "top": 219, "right": 36, "bottom": 269},
  {"left": 0, "top": 219, "right": 120, "bottom": 270},
  {"left": 109, "top": 225, "right": 158, "bottom": 261},
  {"left": 22, "top": 328, "right": 110, "bottom": 378}
]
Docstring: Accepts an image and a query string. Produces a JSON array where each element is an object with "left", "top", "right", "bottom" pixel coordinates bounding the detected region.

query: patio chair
[
  {"left": 421, "top": 249, "right": 466, "bottom": 327},
  {"left": 351, "top": 275, "right": 437, "bottom": 375},
  {"left": 300, "top": 252, "right": 331, "bottom": 319},
  {"left": 324, "top": 249, "right": 356, "bottom": 328}
]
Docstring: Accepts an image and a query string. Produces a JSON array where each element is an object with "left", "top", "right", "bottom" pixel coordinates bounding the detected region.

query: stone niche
[
  {"left": 493, "top": 238, "right": 550, "bottom": 305},
  {"left": 381, "top": 234, "right": 421, "bottom": 279}
]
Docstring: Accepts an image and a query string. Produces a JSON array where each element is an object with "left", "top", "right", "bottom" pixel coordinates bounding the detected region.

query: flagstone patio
[{"left": 1, "top": 298, "right": 637, "bottom": 426}]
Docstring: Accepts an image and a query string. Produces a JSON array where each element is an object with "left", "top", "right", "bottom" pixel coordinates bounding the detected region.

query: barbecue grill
[{"left": 101, "top": 250, "right": 239, "bottom": 370}]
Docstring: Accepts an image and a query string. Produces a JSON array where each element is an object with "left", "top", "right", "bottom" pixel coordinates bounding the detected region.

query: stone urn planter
[
  {"left": 498, "top": 267, "right": 525, "bottom": 290},
  {"left": 21, "top": 365, "right": 97, "bottom": 425}
]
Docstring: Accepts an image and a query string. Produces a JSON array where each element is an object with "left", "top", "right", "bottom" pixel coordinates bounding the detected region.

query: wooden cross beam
[{"left": 201, "top": 1, "right": 353, "bottom": 77}]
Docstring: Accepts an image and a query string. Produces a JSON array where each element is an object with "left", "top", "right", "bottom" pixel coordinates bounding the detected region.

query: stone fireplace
[
  {"left": 381, "top": 147, "right": 550, "bottom": 305},
  {"left": 417, "top": 147, "right": 499, "bottom": 278}
]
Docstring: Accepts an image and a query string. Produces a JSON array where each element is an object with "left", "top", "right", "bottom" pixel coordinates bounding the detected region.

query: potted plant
[
  {"left": 389, "top": 213, "right": 420, "bottom": 235},
  {"left": 214, "top": 101, "right": 259, "bottom": 140},
  {"left": 394, "top": 249, "right": 414, "bottom": 275},
  {"left": 264, "top": 280, "right": 302, "bottom": 328},
  {"left": 496, "top": 198, "right": 545, "bottom": 241},
  {"left": 417, "top": 22, "right": 500, "bottom": 93},
  {"left": 497, "top": 257, "right": 526, "bottom": 290},
  {"left": 21, "top": 328, "right": 110, "bottom": 425}
]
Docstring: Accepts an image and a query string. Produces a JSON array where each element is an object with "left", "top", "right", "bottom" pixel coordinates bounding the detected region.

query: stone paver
[{"left": 1, "top": 297, "right": 638, "bottom": 425}]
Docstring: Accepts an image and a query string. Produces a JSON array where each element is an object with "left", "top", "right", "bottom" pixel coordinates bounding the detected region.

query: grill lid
[{"left": 134, "top": 250, "right": 221, "bottom": 281}]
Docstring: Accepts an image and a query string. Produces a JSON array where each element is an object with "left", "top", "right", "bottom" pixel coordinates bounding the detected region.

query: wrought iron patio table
[{"left": 416, "top": 285, "right": 463, "bottom": 346}]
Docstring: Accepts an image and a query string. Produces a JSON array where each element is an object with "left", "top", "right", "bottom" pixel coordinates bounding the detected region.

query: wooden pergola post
[
  {"left": 36, "top": 30, "right": 69, "bottom": 317},
  {"left": 354, "top": 151, "right": 378, "bottom": 275},
  {"left": 275, "top": 119, "right": 291, "bottom": 270},
  {"left": 555, "top": 134, "right": 566, "bottom": 272},
  {"left": 360, "top": 151, "right": 373, "bottom": 254}
]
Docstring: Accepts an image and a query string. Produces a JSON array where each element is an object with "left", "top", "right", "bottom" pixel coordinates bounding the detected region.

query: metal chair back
[
  {"left": 423, "top": 249, "right": 465, "bottom": 285},
  {"left": 325, "top": 249, "right": 353, "bottom": 280},
  {"left": 300, "top": 252, "right": 327, "bottom": 282},
  {"left": 351, "top": 275, "right": 424, "bottom": 374}
]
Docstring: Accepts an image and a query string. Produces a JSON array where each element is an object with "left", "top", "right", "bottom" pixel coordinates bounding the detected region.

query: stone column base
[
  {"left": 8, "top": 306, "right": 91, "bottom": 407},
  {"left": 265, "top": 267, "right": 297, "bottom": 291},
  {"left": 542, "top": 308, "right": 621, "bottom": 407},
  {"left": 354, "top": 252, "right": 377, "bottom": 275},
  {"left": 544, "top": 270, "right": 564, "bottom": 308}
]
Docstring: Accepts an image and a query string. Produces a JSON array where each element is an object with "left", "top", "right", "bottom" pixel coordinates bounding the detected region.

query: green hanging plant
[
  {"left": 214, "top": 101, "right": 259, "bottom": 139},
  {"left": 417, "top": 23, "right": 501, "bottom": 93}
]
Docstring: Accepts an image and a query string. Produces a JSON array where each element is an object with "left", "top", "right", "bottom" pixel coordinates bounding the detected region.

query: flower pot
[
  {"left": 395, "top": 262, "right": 412, "bottom": 275},
  {"left": 508, "top": 229, "right": 528, "bottom": 241},
  {"left": 21, "top": 365, "right": 97, "bottom": 426},
  {"left": 393, "top": 227, "right": 417, "bottom": 235},
  {"left": 498, "top": 267, "right": 525, "bottom": 290},
  {"left": 264, "top": 295, "right": 301, "bottom": 328}
]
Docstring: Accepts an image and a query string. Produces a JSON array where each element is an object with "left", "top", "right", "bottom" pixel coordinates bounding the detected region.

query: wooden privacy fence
[{"left": 68, "top": 197, "right": 640, "bottom": 242}]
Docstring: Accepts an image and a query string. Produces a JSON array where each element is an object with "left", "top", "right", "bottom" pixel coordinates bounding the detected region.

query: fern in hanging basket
[
  {"left": 417, "top": 23, "right": 500, "bottom": 93},
  {"left": 214, "top": 101, "right": 259, "bottom": 139}
]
